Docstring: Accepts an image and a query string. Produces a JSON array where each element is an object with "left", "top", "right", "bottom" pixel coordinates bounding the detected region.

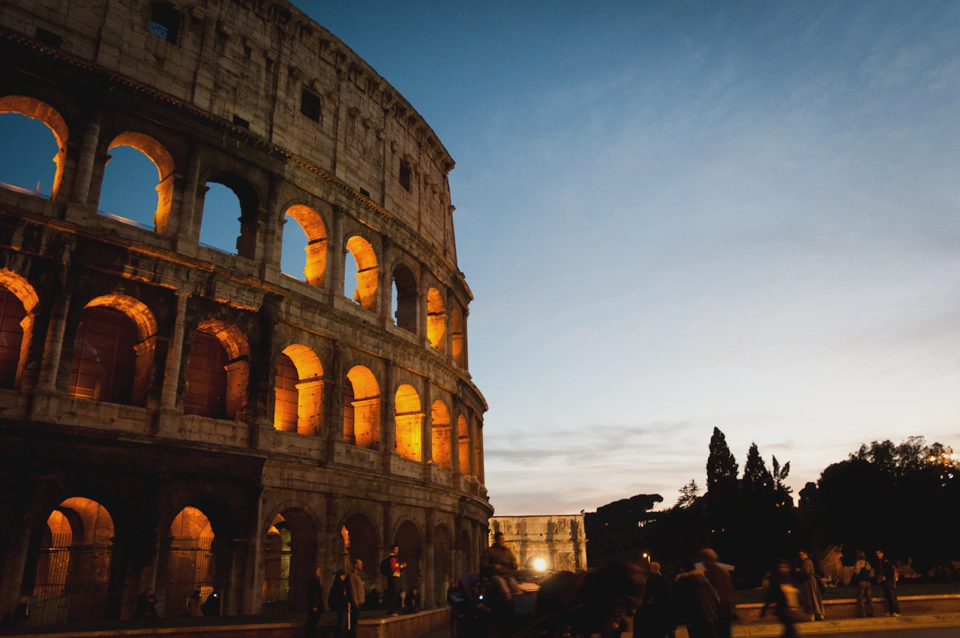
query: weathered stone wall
[
  {"left": 0, "top": 0, "right": 489, "bottom": 625},
  {"left": 491, "top": 515, "right": 588, "bottom": 573}
]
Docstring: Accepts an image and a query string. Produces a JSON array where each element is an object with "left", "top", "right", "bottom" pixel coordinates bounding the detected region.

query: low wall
[
  {"left": 1, "top": 609, "right": 450, "bottom": 638},
  {"left": 737, "top": 594, "right": 960, "bottom": 623}
]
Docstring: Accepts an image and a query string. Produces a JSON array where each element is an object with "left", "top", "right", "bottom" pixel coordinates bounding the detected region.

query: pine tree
[
  {"left": 706, "top": 427, "right": 739, "bottom": 493},
  {"left": 675, "top": 479, "right": 700, "bottom": 509},
  {"left": 742, "top": 442, "right": 774, "bottom": 500}
]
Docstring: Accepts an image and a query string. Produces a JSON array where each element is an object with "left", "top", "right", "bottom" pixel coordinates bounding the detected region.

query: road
[{"left": 796, "top": 630, "right": 960, "bottom": 638}]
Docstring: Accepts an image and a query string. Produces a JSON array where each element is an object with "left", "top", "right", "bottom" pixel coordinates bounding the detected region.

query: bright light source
[{"left": 533, "top": 558, "right": 547, "bottom": 572}]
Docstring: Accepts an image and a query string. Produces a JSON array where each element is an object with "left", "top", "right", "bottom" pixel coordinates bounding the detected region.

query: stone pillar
[
  {"left": 461, "top": 311, "right": 469, "bottom": 371},
  {"left": 477, "top": 418, "right": 485, "bottom": 485},
  {"left": 381, "top": 361, "right": 396, "bottom": 471},
  {"left": 418, "top": 270, "right": 429, "bottom": 349},
  {"left": 424, "top": 508, "right": 436, "bottom": 610},
  {"left": 160, "top": 292, "right": 189, "bottom": 410},
  {"left": 327, "top": 206, "right": 344, "bottom": 305},
  {"left": 240, "top": 492, "right": 264, "bottom": 615},
  {"left": 325, "top": 344, "right": 344, "bottom": 461},
  {"left": 421, "top": 381, "right": 433, "bottom": 481},
  {"left": 450, "top": 397, "right": 461, "bottom": 484},
  {"left": 69, "top": 109, "right": 103, "bottom": 205},
  {"left": 378, "top": 236, "right": 392, "bottom": 330},
  {"left": 176, "top": 144, "right": 201, "bottom": 255},
  {"left": 260, "top": 173, "right": 285, "bottom": 283},
  {"left": 381, "top": 501, "right": 393, "bottom": 559},
  {"left": 445, "top": 289, "right": 455, "bottom": 364},
  {"left": 0, "top": 507, "right": 34, "bottom": 617},
  {"left": 36, "top": 244, "right": 74, "bottom": 392}
]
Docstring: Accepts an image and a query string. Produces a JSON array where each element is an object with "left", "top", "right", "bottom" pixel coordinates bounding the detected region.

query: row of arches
[
  {"left": 0, "top": 272, "right": 478, "bottom": 473},
  {"left": 0, "top": 97, "right": 466, "bottom": 366},
  {"left": 24, "top": 497, "right": 478, "bottom": 624}
]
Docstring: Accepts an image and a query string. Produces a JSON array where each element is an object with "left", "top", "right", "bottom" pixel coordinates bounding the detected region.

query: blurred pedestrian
[
  {"left": 761, "top": 560, "right": 804, "bottom": 638},
  {"left": 853, "top": 551, "right": 874, "bottom": 617},
  {"left": 699, "top": 548, "right": 737, "bottom": 638},
  {"left": 875, "top": 550, "right": 900, "bottom": 616},
  {"left": 673, "top": 560, "right": 719, "bottom": 638},
  {"left": 633, "top": 561, "right": 674, "bottom": 638},
  {"left": 796, "top": 550, "right": 824, "bottom": 621}
]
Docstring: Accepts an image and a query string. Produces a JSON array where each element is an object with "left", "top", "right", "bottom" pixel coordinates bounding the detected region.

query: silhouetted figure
[
  {"left": 134, "top": 589, "right": 158, "bottom": 619},
  {"left": 699, "top": 549, "right": 736, "bottom": 638},
  {"left": 305, "top": 566, "right": 325, "bottom": 637},
  {"left": 673, "top": 561, "right": 719, "bottom": 638},
  {"left": 328, "top": 570, "right": 349, "bottom": 638},
  {"left": 186, "top": 590, "right": 203, "bottom": 617},
  {"left": 875, "top": 550, "right": 900, "bottom": 616},
  {"left": 633, "top": 561, "right": 674, "bottom": 638},
  {"left": 201, "top": 590, "right": 221, "bottom": 617},
  {"left": 796, "top": 550, "right": 824, "bottom": 621},
  {"left": 406, "top": 586, "right": 421, "bottom": 614},
  {"left": 853, "top": 551, "right": 874, "bottom": 617},
  {"left": 761, "top": 560, "right": 803, "bottom": 638}
]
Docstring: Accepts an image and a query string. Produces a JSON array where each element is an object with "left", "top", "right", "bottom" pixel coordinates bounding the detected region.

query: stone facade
[
  {"left": 490, "top": 516, "right": 588, "bottom": 573},
  {"left": 0, "top": 0, "right": 489, "bottom": 624}
]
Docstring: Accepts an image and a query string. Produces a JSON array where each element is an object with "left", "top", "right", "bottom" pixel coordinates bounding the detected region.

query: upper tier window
[
  {"left": 149, "top": 3, "right": 181, "bottom": 44},
  {"left": 301, "top": 88, "right": 322, "bottom": 122},
  {"left": 399, "top": 161, "right": 412, "bottom": 192}
]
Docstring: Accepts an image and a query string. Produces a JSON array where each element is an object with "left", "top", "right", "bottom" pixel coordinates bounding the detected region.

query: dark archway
[
  {"left": 262, "top": 508, "right": 318, "bottom": 616},
  {"left": 394, "top": 521, "right": 422, "bottom": 596}
]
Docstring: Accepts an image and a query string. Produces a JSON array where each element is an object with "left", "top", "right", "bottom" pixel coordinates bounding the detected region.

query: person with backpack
[
  {"left": 381, "top": 544, "right": 406, "bottom": 616},
  {"left": 875, "top": 550, "right": 900, "bottom": 616},
  {"left": 853, "top": 551, "right": 874, "bottom": 617},
  {"left": 674, "top": 560, "right": 720, "bottom": 638}
]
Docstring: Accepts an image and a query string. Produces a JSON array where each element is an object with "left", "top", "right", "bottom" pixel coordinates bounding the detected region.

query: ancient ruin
[
  {"left": 0, "top": 0, "right": 489, "bottom": 623},
  {"left": 490, "top": 515, "right": 588, "bottom": 573}
]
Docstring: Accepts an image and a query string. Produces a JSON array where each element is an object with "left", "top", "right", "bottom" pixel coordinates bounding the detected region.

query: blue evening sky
[{"left": 2, "top": 1, "right": 960, "bottom": 515}]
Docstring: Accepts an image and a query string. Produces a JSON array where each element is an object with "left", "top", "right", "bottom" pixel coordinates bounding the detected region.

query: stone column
[
  {"left": 327, "top": 206, "right": 344, "bottom": 305},
  {"left": 421, "top": 381, "right": 433, "bottom": 482},
  {"left": 378, "top": 236, "right": 392, "bottom": 330},
  {"left": 381, "top": 501, "right": 394, "bottom": 559},
  {"left": 381, "top": 361, "right": 396, "bottom": 471},
  {"left": 69, "top": 109, "right": 103, "bottom": 205},
  {"left": 0, "top": 506, "right": 34, "bottom": 617},
  {"left": 461, "top": 310, "right": 469, "bottom": 371},
  {"left": 239, "top": 492, "right": 264, "bottom": 615},
  {"left": 418, "top": 270, "right": 429, "bottom": 349},
  {"left": 477, "top": 417, "right": 486, "bottom": 485},
  {"left": 260, "top": 173, "right": 285, "bottom": 283},
  {"left": 176, "top": 144, "right": 202, "bottom": 256},
  {"left": 424, "top": 508, "right": 436, "bottom": 610},
  {"left": 445, "top": 289, "right": 455, "bottom": 364},
  {"left": 325, "top": 343, "right": 344, "bottom": 462},
  {"left": 159, "top": 292, "right": 189, "bottom": 410},
  {"left": 36, "top": 244, "right": 74, "bottom": 392},
  {"left": 450, "top": 397, "right": 461, "bottom": 485}
]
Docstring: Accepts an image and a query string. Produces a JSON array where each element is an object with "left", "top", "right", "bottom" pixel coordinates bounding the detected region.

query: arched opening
[
  {"left": 68, "top": 295, "right": 158, "bottom": 406},
  {"left": 394, "top": 521, "right": 422, "bottom": 598},
  {"left": 344, "top": 235, "right": 378, "bottom": 312},
  {"left": 434, "top": 525, "right": 452, "bottom": 608},
  {"left": 100, "top": 132, "right": 176, "bottom": 233},
  {"left": 261, "top": 509, "right": 318, "bottom": 616},
  {"left": 342, "top": 514, "right": 378, "bottom": 586},
  {"left": 0, "top": 270, "right": 38, "bottom": 389},
  {"left": 343, "top": 365, "right": 380, "bottom": 449},
  {"left": 458, "top": 415, "right": 471, "bottom": 477},
  {"left": 198, "top": 175, "right": 259, "bottom": 259},
  {"left": 459, "top": 529, "right": 473, "bottom": 580},
  {"left": 392, "top": 264, "right": 418, "bottom": 334},
  {"left": 166, "top": 507, "right": 215, "bottom": 617},
  {"left": 273, "top": 344, "right": 323, "bottom": 435},
  {"left": 0, "top": 96, "right": 68, "bottom": 199},
  {"left": 431, "top": 400, "right": 451, "bottom": 470},
  {"left": 282, "top": 205, "right": 327, "bottom": 286},
  {"left": 31, "top": 498, "right": 114, "bottom": 624},
  {"left": 451, "top": 306, "right": 464, "bottom": 367},
  {"left": 427, "top": 288, "right": 446, "bottom": 352},
  {"left": 183, "top": 320, "right": 249, "bottom": 420},
  {"left": 394, "top": 384, "right": 422, "bottom": 462}
]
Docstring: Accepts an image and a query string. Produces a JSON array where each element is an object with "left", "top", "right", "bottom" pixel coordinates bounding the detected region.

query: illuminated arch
[
  {"left": 284, "top": 205, "right": 328, "bottom": 286},
  {"left": 343, "top": 365, "right": 380, "bottom": 449},
  {"left": 341, "top": 513, "right": 378, "bottom": 581},
  {"left": 394, "top": 520, "right": 422, "bottom": 592},
  {"left": 167, "top": 507, "right": 216, "bottom": 612},
  {"left": 427, "top": 288, "right": 446, "bottom": 351},
  {"left": 0, "top": 96, "right": 68, "bottom": 198},
  {"left": 431, "top": 400, "right": 451, "bottom": 470},
  {"left": 344, "top": 235, "right": 379, "bottom": 312},
  {"left": 392, "top": 263, "right": 418, "bottom": 333},
  {"left": 106, "top": 132, "right": 176, "bottom": 234},
  {"left": 199, "top": 172, "right": 260, "bottom": 259},
  {"left": 262, "top": 508, "right": 318, "bottom": 612},
  {"left": 451, "top": 306, "right": 464, "bottom": 367},
  {"left": 395, "top": 384, "right": 422, "bottom": 462},
  {"left": 183, "top": 320, "right": 249, "bottom": 419},
  {"left": 274, "top": 344, "right": 324, "bottom": 435},
  {"left": 0, "top": 269, "right": 39, "bottom": 389},
  {"left": 458, "top": 414, "right": 471, "bottom": 477},
  {"left": 69, "top": 295, "right": 158, "bottom": 406}
]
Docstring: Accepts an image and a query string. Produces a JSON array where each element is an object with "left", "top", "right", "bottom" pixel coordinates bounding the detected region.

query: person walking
[
  {"left": 346, "top": 559, "right": 366, "bottom": 638},
  {"left": 481, "top": 532, "right": 522, "bottom": 602},
  {"left": 633, "top": 561, "right": 674, "bottom": 638},
  {"left": 796, "top": 550, "right": 824, "bottom": 621},
  {"left": 875, "top": 550, "right": 900, "bottom": 617},
  {"left": 760, "top": 560, "right": 804, "bottom": 638},
  {"left": 328, "top": 570, "right": 349, "bottom": 638},
  {"left": 380, "top": 544, "right": 406, "bottom": 616},
  {"left": 305, "top": 566, "right": 325, "bottom": 638},
  {"left": 853, "top": 551, "right": 874, "bottom": 617},
  {"left": 673, "top": 561, "right": 719, "bottom": 638},
  {"left": 699, "top": 549, "right": 736, "bottom": 638}
]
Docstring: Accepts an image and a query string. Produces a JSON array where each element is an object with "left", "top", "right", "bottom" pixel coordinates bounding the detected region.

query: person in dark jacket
[
  {"left": 134, "top": 589, "right": 158, "bottom": 619},
  {"left": 328, "top": 570, "right": 349, "bottom": 638},
  {"left": 673, "top": 561, "right": 719, "bottom": 638},
  {"left": 633, "top": 561, "right": 674, "bottom": 638},
  {"left": 305, "top": 566, "right": 325, "bottom": 637},
  {"left": 761, "top": 560, "right": 803, "bottom": 638},
  {"left": 874, "top": 550, "right": 900, "bottom": 616},
  {"left": 699, "top": 549, "right": 736, "bottom": 638}
]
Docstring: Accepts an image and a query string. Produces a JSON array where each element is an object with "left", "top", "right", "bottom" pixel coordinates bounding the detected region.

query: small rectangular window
[
  {"left": 300, "top": 87, "right": 322, "bottom": 122},
  {"left": 399, "top": 160, "right": 412, "bottom": 192},
  {"left": 232, "top": 115, "right": 250, "bottom": 129},
  {"left": 35, "top": 28, "right": 63, "bottom": 49},
  {"left": 149, "top": 3, "right": 181, "bottom": 44},
  {"left": 359, "top": 187, "right": 370, "bottom": 198}
]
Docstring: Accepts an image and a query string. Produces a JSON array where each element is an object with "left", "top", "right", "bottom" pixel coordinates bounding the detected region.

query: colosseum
[{"left": 0, "top": 0, "right": 490, "bottom": 625}]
